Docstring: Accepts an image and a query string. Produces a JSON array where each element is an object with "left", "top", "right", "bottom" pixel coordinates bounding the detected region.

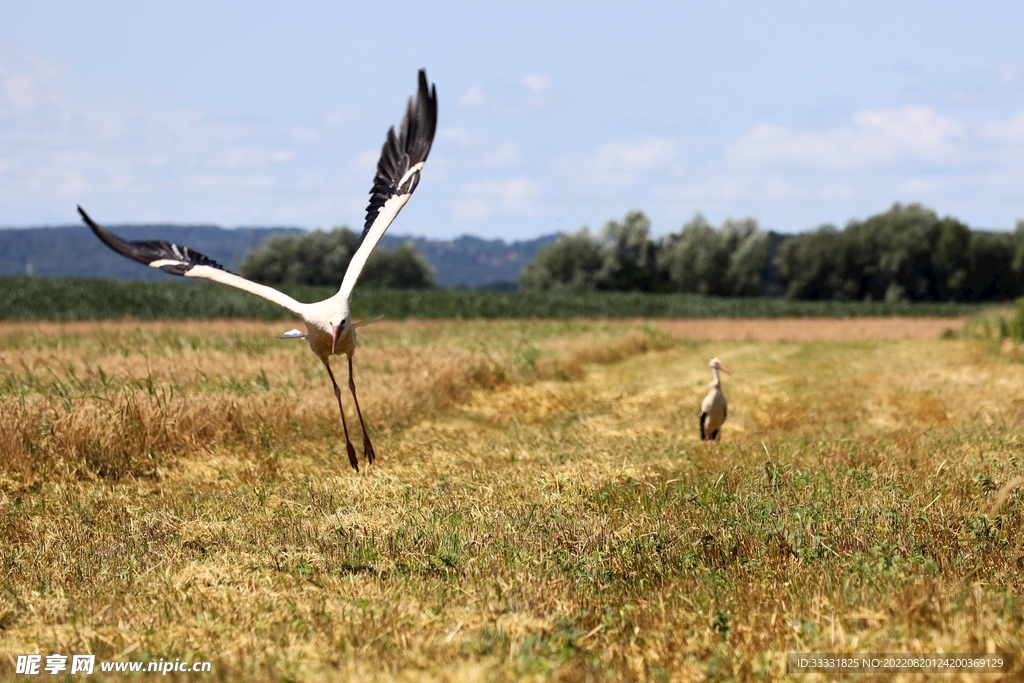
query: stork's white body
[
  {"left": 699, "top": 358, "right": 730, "bottom": 440},
  {"left": 78, "top": 71, "right": 437, "bottom": 472}
]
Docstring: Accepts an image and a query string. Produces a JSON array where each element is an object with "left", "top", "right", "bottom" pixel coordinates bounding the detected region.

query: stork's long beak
[
  {"left": 331, "top": 323, "right": 341, "bottom": 355},
  {"left": 719, "top": 365, "right": 732, "bottom": 376}
]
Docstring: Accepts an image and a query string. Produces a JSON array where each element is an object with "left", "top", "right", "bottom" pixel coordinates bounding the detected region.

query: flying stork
[
  {"left": 77, "top": 69, "right": 438, "bottom": 472},
  {"left": 699, "top": 357, "right": 730, "bottom": 441}
]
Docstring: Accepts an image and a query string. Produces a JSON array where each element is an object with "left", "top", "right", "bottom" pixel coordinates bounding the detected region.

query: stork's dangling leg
[
  {"left": 348, "top": 355, "right": 376, "bottom": 465},
  {"left": 324, "top": 360, "right": 359, "bottom": 471}
]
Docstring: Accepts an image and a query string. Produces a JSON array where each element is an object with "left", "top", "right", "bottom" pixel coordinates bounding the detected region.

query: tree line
[
  {"left": 520, "top": 204, "right": 1024, "bottom": 301},
  {"left": 519, "top": 211, "right": 769, "bottom": 296},
  {"left": 237, "top": 204, "right": 1024, "bottom": 301},
  {"left": 777, "top": 204, "right": 1024, "bottom": 301},
  {"left": 240, "top": 227, "right": 434, "bottom": 288}
]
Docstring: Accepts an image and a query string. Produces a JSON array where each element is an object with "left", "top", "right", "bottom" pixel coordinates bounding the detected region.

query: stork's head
[
  {"left": 328, "top": 312, "right": 349, "bottom": 355},
  {"left": 709, "top": 357, "right": 731, "bottom": 375}
]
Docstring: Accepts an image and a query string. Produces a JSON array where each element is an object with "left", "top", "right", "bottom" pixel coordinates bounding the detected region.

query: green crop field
[
  {"left": 0, "top": 276, "right": 983, "bottom": 321},
  {"left": 0, "top": 316, "right": 1020, "bottom": 680}
]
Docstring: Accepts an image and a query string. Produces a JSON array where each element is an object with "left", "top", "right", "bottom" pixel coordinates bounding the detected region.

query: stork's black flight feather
[
  {"left": 361, "top": 69, "right": 437, "bottom": 239},
  {"left": 78, "top": 206, "right": 229, "bottom": 276}
]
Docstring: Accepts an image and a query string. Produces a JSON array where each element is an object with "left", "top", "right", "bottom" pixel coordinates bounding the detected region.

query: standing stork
[
  {"left": 699, "top": 357, "right": 731, "bottom": 441},
  {"left": 77, "top": 69, "right": 437, "bottom": 472}
]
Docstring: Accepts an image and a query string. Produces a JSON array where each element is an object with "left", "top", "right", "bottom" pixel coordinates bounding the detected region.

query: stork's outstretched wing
[
  {"left": 337, "top": 69, "right": 437, "bottom": 300},
  {"left": 78, "top": 206, "right": 307, "bottom": 317}
]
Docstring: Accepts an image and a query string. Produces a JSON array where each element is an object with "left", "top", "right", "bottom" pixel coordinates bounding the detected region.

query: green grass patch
[{"left": 0, "top": 276, "right": 985, "bottom": 320}]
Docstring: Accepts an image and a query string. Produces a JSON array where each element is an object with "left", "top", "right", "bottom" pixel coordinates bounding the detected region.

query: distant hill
[
  {"left": 0, "top": 225, "right": 305, "bottom": 282},
  {"left": 394, "top": 234, "right": 557, "bottom": 289},
  {"left": 0, "top": 225, "right": 558, "bottom": 289}
]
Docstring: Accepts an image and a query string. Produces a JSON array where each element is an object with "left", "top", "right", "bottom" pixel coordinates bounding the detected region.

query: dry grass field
[{"left": 1, "top": 316, "right": 1022, "bottom": 681}]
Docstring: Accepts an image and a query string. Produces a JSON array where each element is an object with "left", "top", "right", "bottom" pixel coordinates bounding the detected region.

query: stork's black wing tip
[
  {"left": 77, "top": 206, "right": 105, "bottom": 235},
  {"left": 359, "top": 69, "right": 438, "bottom": 235},
  {"left": 79, "top": 207, "right": 228, "bottom": 276},
  {"left": 78, "top": 205, "right": 106, "bottom": 233}
]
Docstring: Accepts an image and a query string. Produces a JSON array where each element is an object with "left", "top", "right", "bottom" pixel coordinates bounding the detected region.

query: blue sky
[{"left": 3, "top": 1, "right": 1024, "bottom": 239}]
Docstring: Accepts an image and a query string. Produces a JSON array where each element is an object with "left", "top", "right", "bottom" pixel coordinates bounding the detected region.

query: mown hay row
[{"left": 0, "top": 324, "right": 669, "bottom": 484}]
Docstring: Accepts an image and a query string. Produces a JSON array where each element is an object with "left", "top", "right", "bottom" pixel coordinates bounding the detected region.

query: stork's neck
[
  {"left": 314, "top": 293, "right": 350, "bottom": 320},
  {"left": 327, "top": 290, "right": 351, "bottom": 308},
  {"left": 710, "top": 367, "right": 721, "bottom": 388}
]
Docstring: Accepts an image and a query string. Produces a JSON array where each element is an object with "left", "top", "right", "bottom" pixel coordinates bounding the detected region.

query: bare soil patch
[{"left": 657, "top": 315, "right": 966, "bottom": 341}]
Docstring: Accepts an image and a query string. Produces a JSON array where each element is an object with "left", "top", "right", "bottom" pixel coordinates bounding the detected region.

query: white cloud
[
  {"left": 287, "top": 127, "right": 319, "bottom": 144},
  {"left": 322, "top": 106, "right": 359, "bottom": 126},
  {"left": 521, "top": 73, "right": 552, "bottom": 94},
  {"left": 354, "top": 149, "right": 379, "bottom": 170},
  {"left": 998, "top": 61, "right": 1020, "bottom": 86},
  {"left": 898, "top": 177, "right": 941, "bottom": 194},
  {"left": 459, "top": 84, "right": 485, "bottom": 108},
  {"left": 0, "top": 151, "right": 133, "bottom": 200},
  {"left": 729, "top": 106, "right": 965, "bottom": 170},
  {"left": 184, "top": 174, "right": 276, "bottom": 192},
  {"left": 440, "top": 127, "right": 474, "bottom": 146},
  {"left": 454, "top": 177, "right": 539, "bottom": 220},
  {"left": 211, "top": 148, "right": 295, "bottom": 168},
  {"left": 979, "top": 112, "right": 1024, "bottom": 143},
  {"left": 658, "top": 174, "right": 806, "bottom": 204},
  {"left": 212, "top": 148, "right": 266, "bottom": 168},
  {"left": 0, "top": 55, "right": 65, "bottom": 114},
  {"left": 457, "top": 76, "right": 554, "bottom": 114},
  {"left": 572, "top": 137, "right": 677, "bottom": 185},
  {"left": 485, "top": 143, "right": 521, "bottom": 167},
  {"left": 820, "top": 183, "right": 858, "bottom": 201},
  {"left": 521, "top": 73, "right": 554, "bottom": 109},
  {"left": 0, "top": 54, "right": 335, "bottom": 212}
]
